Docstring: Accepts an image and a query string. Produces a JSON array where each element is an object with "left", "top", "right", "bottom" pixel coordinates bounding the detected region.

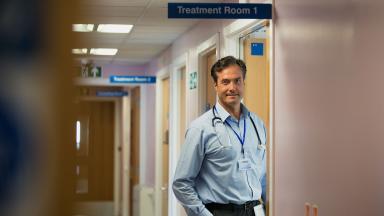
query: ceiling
[{"left": 74, "top": 0, "right": 222, "bottom": 66}]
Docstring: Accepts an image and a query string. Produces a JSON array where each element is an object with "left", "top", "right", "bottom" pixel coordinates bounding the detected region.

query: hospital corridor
[{"left": 1, "top": 0, "right": 384, "bottom": 216}]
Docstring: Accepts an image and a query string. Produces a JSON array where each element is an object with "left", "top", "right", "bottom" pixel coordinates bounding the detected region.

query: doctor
[{"left": 172, "top": 56, "right": 267, "bottom": 216}]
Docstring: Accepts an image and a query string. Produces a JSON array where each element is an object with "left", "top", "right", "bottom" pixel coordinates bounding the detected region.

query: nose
[{"left": 228, "top": 81, "right": 237, "bottom": 91}]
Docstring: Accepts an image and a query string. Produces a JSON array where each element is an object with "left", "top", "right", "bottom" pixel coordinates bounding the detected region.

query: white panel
[{"left": 133, "top": 185, "right": 155, "bottom": 216}]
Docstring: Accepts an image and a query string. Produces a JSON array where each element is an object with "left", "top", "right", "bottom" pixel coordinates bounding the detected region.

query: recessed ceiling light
[
  {"left": 90, "top": 48, "right": 118, "bottom": 56},
  {"left": 97, "top": 24, "right": 133, "bottom": 33},
  {"left": 72, "top": 48, "right": 88, "bottom": 54},
  {"left": 72, "top": 24, "right": 94, "bottom": 32}
]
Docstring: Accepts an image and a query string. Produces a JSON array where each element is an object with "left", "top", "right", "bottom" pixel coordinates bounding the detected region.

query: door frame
[
  {"left": 168, "top": 53, "right": 188, "bottom": 216},
  {"left": 197, "top": 33, "right": 220, "bottom": 115},
  {"left": 223, "top": 17, "right": 275, "bottom": 216},
  {"left": 154, "top": 67, "right": 171, "bottom": 216}
]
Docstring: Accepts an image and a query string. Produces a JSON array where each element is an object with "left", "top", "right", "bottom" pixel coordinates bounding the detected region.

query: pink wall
[
  {"left": 144, "top": 84, "right": 156, "bottom": 186},
  {"left": 101, "top": 64, "right": 148, "bottom": 78},
  {"left": 275, "top": 0, "right": 384, "bottom": 215}
]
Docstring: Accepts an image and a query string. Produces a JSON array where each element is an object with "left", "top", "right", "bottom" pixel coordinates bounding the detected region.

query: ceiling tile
[
  {"left": 112, "top": 58, "right": 152, "bottom": 65},
  {"left": 79, "top": 6, "right": 145, "bottom": 17},
  {"left": 79, "top": 0, "right": 151, "bottom": 7},
  {"left": 74, "top": 16, "right": 137, "bottom": 24},
  {"left": 119, "top": 42, "right": 168, "bottom": 50}
]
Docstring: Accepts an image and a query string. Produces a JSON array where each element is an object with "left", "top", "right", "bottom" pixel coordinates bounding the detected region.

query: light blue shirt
[{"left": 172, "top": 102, "right": 267, "bottom": 216}]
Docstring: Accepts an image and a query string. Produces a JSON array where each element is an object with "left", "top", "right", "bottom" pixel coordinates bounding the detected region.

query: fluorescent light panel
[
  {"left": 72, "top": 48, "right": 88, "bottom": 54},
  {"left": 97, "top": 24, "right": 133, "bottom": 33},
  {"left": 90, "top": 48, "right": 118, "bottom": 56},
  {"left": 72, "top": 24, "right": 94, "bottom": 32}
]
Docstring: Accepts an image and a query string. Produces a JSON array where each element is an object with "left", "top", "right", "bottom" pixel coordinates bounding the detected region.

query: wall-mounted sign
[
  {"left": 251, "top": 43, "right": 264, "bottom": 56},
  {"left": 78, "top": 65, "right": 102, "bottom": 78},
  {"left": 168, "top": 3, "right": 272, "bottom": 19},
  {"left": 96, "top": 91, "right": 128, "bottom": 97},
  {"left": 110, "top": 76, "right": 156, "bottom": 84},
  {"left": 189, "top": 71, "right": 198, "bottom": 90}
]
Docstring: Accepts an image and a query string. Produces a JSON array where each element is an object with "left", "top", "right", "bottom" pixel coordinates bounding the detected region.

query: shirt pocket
[{"left": 206, "top": 138, "right": 237, "bottom": 164}]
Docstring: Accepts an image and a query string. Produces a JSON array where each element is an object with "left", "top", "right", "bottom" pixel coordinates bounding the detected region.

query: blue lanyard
[{"left": 225, "top": 117, "right": 246, "bottom": 147}]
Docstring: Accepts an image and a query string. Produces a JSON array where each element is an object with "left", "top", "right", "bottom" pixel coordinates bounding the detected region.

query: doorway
[
  {"left": 199, "top": 48, "right": 217, "bottom": 113},
  {"left": 240, "top": 21, "right": 270, "bottom": 133},
  {"left": 239, "top": 20, "right": 272, "bottom": 214},
  {"left": 74, "top": 100, "right": 115, "bottom": 216}
]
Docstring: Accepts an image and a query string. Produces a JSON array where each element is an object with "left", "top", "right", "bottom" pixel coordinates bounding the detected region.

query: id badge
[
  {"left": 254, "top": 204, "right": 265, "bottom": 216},
  {"left": 238, "top": 158, "right": 252, "bottom": 171}
]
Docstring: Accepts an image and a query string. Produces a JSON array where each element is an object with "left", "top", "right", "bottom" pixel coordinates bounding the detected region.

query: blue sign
[
  {"left": 110, "top": 76, "right": 156, "bottom": 84},
  {"left": 168, "top": 3, "right": 272, "bottom": 19},
  {"left": 96, "top": 91, "right": 128, "bottom": 97},
  {"left": 251, "top": 43, "right": 264, "bottom": 56}
]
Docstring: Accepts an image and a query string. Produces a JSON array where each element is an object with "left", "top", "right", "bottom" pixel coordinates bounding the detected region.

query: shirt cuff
[{"left": 200, "top": 208, "right": 213, "bottom": 216}]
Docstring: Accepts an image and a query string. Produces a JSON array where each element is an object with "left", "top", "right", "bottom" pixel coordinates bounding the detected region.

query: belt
[{"left": 205, "top": 200, "right": 260, "bottom": 211}]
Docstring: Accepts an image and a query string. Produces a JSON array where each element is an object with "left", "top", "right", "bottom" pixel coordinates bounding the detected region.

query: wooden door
[
  {"left": 205, "top": 50, "right": 217, "bottom": 110},
  {"left": 130, "top": 87, "right": 140, "bottom": 216},
  {"left": 242, "top": 31, "right": 270, "bottom": 130}
]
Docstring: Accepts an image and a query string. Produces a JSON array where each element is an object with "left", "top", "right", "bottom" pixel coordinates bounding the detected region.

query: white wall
[{"left": 274, "top": 0, "right": 384, "bottom": 215}]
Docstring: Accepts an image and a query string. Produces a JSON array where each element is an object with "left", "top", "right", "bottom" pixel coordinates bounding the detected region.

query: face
[{"left": 214, "top": 65, "right": 245, "bottom": 109}]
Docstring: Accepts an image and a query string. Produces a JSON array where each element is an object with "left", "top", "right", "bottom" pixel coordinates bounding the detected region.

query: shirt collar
[{"left": 214, "top": 102, "right": 249, "bottom": 121}]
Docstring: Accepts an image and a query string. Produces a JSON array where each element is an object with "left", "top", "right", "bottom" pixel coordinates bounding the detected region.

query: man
[{"left": 172, "top": 56, "right": 267, "bottom": 216}]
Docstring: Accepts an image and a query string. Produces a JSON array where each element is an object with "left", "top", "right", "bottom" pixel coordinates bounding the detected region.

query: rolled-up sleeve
[{"left": 172, "top": 127, "right": 213, "bottom": 216}]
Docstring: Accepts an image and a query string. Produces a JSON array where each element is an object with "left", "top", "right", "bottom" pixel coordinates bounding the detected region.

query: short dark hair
[{"left": 210, "top": 56, "right": 247, "bottom": 83}]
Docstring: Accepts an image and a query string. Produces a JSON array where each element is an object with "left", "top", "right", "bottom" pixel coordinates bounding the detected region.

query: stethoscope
[{"left": 211, "top": 105, "right": 264, "bottom": 150}]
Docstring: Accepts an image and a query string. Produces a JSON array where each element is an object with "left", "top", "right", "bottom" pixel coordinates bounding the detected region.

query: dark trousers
[{"left": 205, "top": 200, "right": 259, "bottom": 216}]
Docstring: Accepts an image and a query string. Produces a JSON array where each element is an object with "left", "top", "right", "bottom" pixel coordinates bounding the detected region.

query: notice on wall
[
  {"left": 110, "top": 76, "right": 156, "bottom": 84},
  {"left": 251, "top": 43, "right": 264, "bottom": 56},
  {"left": 189, "top": 71, "right": 198, "bottom": 90},
  {"left": 78, "top": 65, "right": 102, "bottom": 78}
]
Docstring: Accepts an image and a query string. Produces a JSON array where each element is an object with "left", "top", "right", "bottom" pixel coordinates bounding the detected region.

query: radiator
[{"left": 133, "top": 185, "right": 154, "bottom": 216}]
